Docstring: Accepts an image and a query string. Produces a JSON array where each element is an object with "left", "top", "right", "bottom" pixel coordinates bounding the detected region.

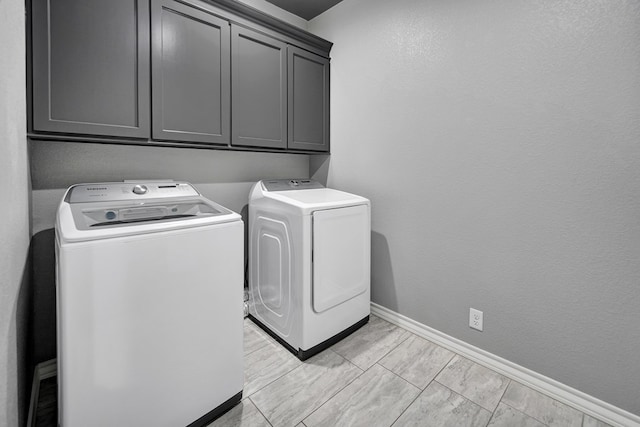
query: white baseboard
[
  {"left": 371, "top": 303, "right": 640, "bottom": 427},
  {"left": 26, "top": 359, "right": 57, "bottom": 427}
]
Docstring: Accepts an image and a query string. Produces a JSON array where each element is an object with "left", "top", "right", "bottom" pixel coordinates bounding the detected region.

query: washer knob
[{"left": 132, "top": 184, "right": 148, "bottom": 195}]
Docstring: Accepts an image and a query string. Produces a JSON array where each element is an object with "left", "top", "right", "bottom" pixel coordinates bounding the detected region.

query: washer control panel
[
  {"left": 66, "top": 181, "right": 199, "bottom": 203},
  {"left": 262, "top": 179, "right": 324, "bottom": 192}
]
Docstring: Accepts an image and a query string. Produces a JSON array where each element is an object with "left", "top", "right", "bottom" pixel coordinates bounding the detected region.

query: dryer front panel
[{"left": 312, "top": 204, "right": 370, "bottom": 313}]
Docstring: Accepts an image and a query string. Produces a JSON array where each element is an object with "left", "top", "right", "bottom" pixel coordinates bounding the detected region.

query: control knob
[{"left": 132, "top": 184, "right": 148, "bottom": 195}]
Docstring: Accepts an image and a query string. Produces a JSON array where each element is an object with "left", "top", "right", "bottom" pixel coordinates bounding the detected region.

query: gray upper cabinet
[
  {"left": 288, "top": 46, "right": 330, "bottom": 152},
  {"left": 31, "top": 0, "right": 150, "bottom": 138},
  {"left": 151, "top": 0, "right": 230, "bottom": 145},
  {"left": 231, "top": 25, "right": 287, "bottom": 149},
  {"left": 30, "top": 0, "right": 332, "bottom": 152}
]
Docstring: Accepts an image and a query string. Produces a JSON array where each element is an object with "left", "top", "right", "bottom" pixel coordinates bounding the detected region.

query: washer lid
[
  {"left": 57, "top": 181, "right": 241, "bottom": 242},
  {"left": 70, "top": 199, "right": 230, "bottom": 230}
]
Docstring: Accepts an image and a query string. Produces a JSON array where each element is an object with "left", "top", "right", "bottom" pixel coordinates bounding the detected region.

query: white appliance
[
  {"left": 249, "top": 179, "right": 370, "bottom": 360},
  {"left": 55, "top": 181, "right": 243, "bottom": 427}
]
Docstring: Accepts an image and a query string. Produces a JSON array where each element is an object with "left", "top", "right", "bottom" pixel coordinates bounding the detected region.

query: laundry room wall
[
  {"left": 1, "top": 0, "right": 31, "bottom": 425},
  {"left": 309, "top": 0, "right": 640, "bottom": 417}
]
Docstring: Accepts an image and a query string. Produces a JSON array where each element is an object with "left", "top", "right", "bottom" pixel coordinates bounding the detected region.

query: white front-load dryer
[
  {"left": 248, "top": 179, "right": 370, "bottom": 360},
  {"left": 56, "top": 181, "right": 244, "bottom": 427}
]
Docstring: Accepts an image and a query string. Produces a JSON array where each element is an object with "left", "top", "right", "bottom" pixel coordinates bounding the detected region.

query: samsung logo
[{"left": 86, "top": 187, "right": 107, "bottom": 191}]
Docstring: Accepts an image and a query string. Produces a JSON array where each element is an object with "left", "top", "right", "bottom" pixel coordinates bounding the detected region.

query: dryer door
[{"left": 312, "top": 204, "right": 370, "bottom": 313}]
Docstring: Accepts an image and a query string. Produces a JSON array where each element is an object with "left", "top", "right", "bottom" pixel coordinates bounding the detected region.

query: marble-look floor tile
[
  {"left": 379, "top": 334, "right": 455, "bottom": 389},
  {"left": 303, "top": 363, "right": 420, "bottom": 427},
  {"left": 392, "top": 381, "right": 491, "bottom": 427},
  {"left": 251, "top": 350, "right": 362, "bottom": 427},
  {"left": 246, "top": 318, "right": 280, "bottom": 342},
  {"left": 244, "top": 339, "right": 301, "bottom": 397},
  {"left": 487, "top": 402, "right": 545, "bottom": 427},
  {"left": 207, "top": 400, "right": 270, "bottom": 427},
  {"left": 501, "top": 382, "right": 583, "bottom": 427},
  {"left": 244, "top": 319, "right": 271, "bottom": 356},
  {"left": 331, "top": 315, "right": 410, "bottom": 370},
  {"left": 582, "top": 414, "right": 614, "bottom": 427},
  {"left": 435, "top": 355, "right": 509, "bottom": 411}
]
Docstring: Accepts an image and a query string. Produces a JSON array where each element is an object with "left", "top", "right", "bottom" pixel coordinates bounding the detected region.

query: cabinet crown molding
[{"left": 204, "top": 0, "right": 333, "bottom": 55}]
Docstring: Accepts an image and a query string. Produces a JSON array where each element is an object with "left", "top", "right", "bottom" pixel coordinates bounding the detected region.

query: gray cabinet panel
[
  {"left": 231, "top": 25, "right": 287, "bottom": 149},
  {"left": 32, "top": 0, "right": 150, "bottom": 138},
  {"left": 151, "top": 0, "right": 230, "bottom": 144},
  {"left": 287, "top": 46, "right": 330, "bottom": 152}
]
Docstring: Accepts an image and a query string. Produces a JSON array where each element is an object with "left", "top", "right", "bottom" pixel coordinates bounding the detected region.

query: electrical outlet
[{"left": 469, "top": 308, "right": 483, "bottom": 331}]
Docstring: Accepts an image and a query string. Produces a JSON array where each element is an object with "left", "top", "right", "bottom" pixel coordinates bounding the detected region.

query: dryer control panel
[{"left": 262, "top": 179, "right": 324, "bottom": 192}]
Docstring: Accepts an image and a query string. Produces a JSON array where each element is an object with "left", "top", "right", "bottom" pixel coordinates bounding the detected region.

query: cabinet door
[
  {"left": 32, "top": 0, "right": 150, "bottom": 138},
  {"left": 151, "top": 0, "right": 230, "bottom": 145},
  {"left": 231, "top": 26, "right": 287, "bottom": 149},
  {"left": 287, "top": 47, "right": 330, "bottom": 152}
]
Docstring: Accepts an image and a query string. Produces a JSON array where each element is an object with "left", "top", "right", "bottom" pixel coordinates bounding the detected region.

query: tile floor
[{"left": 209, "top": 315, "right": 613, "bottom": 427}]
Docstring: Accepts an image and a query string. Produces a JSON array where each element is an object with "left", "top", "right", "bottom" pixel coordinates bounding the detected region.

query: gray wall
[
  {"left": 0, "top": 0, "right": 31, "bottom": 425},
  {"left": 310, "top": 0, "right": 640, "bottom": 416}
]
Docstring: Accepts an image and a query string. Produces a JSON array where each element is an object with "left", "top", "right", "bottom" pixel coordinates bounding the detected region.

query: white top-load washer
[
  {"left": 56, "top": 181, "right": 243, "bottom": 427},
  {"left": 249, "top": 179, "right": 370, "bottom": 360}
]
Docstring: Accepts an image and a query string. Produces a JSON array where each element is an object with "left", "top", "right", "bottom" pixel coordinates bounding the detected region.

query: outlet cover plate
[{"left": 469, "top": 308, "right": 483, "bottom": 331}]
